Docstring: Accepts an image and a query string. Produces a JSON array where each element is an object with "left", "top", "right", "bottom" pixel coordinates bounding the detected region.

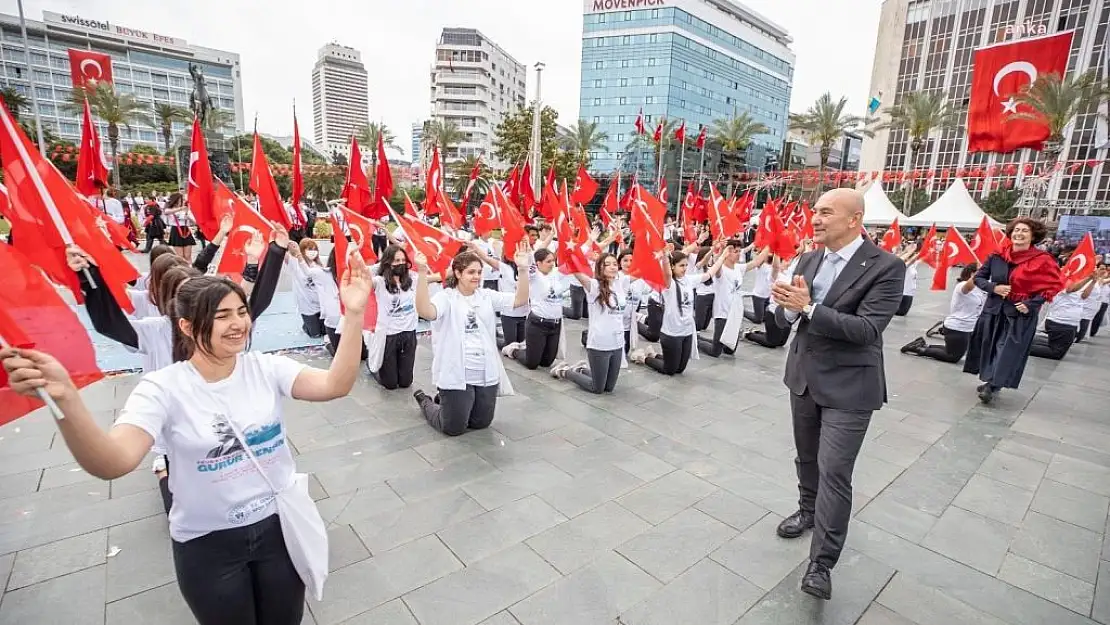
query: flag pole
[
  {"left": 0, "top": 336, "right": 65, "bottom": 421},
  {"left": 676, "top": 120, "right": 686, "bottom": 217},
  {"left": 15, "top": 0, "right": 45, "bottom": 155},
  {"left": 697, "top": 136, "right": 706, "bottom": 193}
]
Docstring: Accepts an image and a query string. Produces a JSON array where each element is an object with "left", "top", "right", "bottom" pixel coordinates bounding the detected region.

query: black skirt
[
  {"left": 963, "top": 310, "right": 1037, "bottom": 389},
  {"left": 168, "top": 226, "right": 196, "bottom": 247}
]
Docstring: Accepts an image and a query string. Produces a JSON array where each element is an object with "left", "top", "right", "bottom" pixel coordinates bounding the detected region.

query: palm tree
[
  {"left": 871, "top": 91, "right": 963, "bottom": 214},
  {"left": 448, "top": 155, "right": 491, "bottom": 202},
  {"left": 357, "top": 122, "right": 401, "bottom": 194},
  {"left": 423, "top": 119, "right": 465, "bottom": 160},
  {"left": 151, "top": 103, "right": 191, "bottom": 154},
  {"left": 790, "top": 93, "right": 869, "bottom": 198},
  {"left": 712, "top": 112, "right": 769, "bottom": 194},
  {"left": 560, "top": 120, "right": 609, "bottom": 166},
  {"left": 304, "top": 172, "right": 344, "bottom": 207},
  {"left": 0, "top": 86, "right": 29, "bottom": 121},
  {"left": 66, "top": 82, "right": 152, "bottom": 185}
]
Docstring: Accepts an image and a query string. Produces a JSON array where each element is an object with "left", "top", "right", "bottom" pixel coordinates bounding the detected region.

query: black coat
[{"left": 963, "top": 253, "right": 1044, "bottom": 389}]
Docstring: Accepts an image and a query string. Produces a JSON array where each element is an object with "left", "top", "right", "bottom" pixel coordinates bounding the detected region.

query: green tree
[
  {"left": 560, "top": 120, "right": 609, "bottom": 167},
  {"left": 871, "top": 92, "right": 962, "bottom": 214},
  {"left": 980, "top": 188, "right": 1022, "bottom": 222},
  {"left": 712, "top": 112, "right": 769, "bottom": 194},
  {"left": 492, "top": 104, "right": 576, "bottom": 185},
  {"left": 303, "top": 172, "right": 344, "bottom": 208},
  {"left": 885, "top": 187, "right": 931, "bottom": 216},
  {"left": 357, "top": 122, "right": 401, "bottom": 194},
  {"left": 227, "top": 133, "right": 294, "bottom": 165},
  {"left": 448, "top": 154, "right": 492, "bottom": 203},
  {"left": 151, "top": 103, "right": 191, "bottom": 154},
  {"left": 790, "top": 93, "right": 869, "bottom": 198},
  {"left": 423, "top": 119, "right": 465, "bottom": 158},
  {"left": 66, "top": 82, "right": 153, "bottom": 186},
  {"left": 0, "top": 86, "right": 28, "bottom": 121}
]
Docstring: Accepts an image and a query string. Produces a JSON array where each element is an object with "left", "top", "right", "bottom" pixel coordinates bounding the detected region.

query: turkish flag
[
  {"left": 967, "top": 32, "right": 1073, "bottom": 153},
  {"left": 75, "top": 98, "right": 109, "bottom": 197},
  {"left": 337, "top": 206, "right": 379, "bottom": 264},
  {"left": 918, "top": 224, "right": 940, "bottom": 268},
  {"left": 634, "top": 109, "right": 646, "bottom": 135},
  {"left": 554, "top": 195, "right": 592, "bottom": 277},
  {"left": 340, "top": 138, "right": 374, "bottom": 217},
  {"left": 707, "top": 184, "right": 740, "bottom": 240},
  {"left": 492, "top": 184, "right": 527, "bottom": 255},
  {"left": 462, "top": 156, "right": 483, "bottom": 207},
  {"left": 630, "top": 183, "right": 667, "bottom": 249},
  {"left": 754, "top": 199, "right": 784, "bottom": 249},
  {"left": 1062, "top": 232, "right": 1096, "bottom": 283},
  {"left": 932, "top": 227, "right": 978, "bottom": 291},
  {"left": 503, "top": 164, "right": 520, "bottom": 207},
  {"left": 437, "top": 188, "right": 464, "bottom": 230},
  {"left": 681, "top": 182, "right": 698, "bottom": 243},
  {"left": 424, "top": 146, "right": 443, "bottom": 216},
  {"left": 880, "top": 217, "right": 902, "bottom": 252},
  {"left": 519, "top": 161, "right": 536, "bottom": 214},
  {"left": 67, "top": 49, "right": 113, "bottom": 89},
  {"left": 327, "top": 211, "right": 376, "bottom": 329},
  {"left": 571, "top": 166, "right": 599, "bottom": 205},
  {"left": 969, "top": 216, "right": 999, "bottom": 263},
  {"left": 187, "top": 116, "right": 218, "bottom": 240},
  {"left": 473, "top": 189, "right": 499, "bottom": 237},
  {"left": 374, "top": 135, "right": 393, "bottom": 212},
  {"left": 249, "top": 133, "right": 293, "bottom": 230},
  {"left": 290, "top": 113, "right": 304, "bottom": 218},
  {"left": 392, "top": 196, "right": 462, "bottom": 277},
  {"left": 600, "top": 178, "right": 619, "bottom": 228},
  {"left": 0, "top": 242, "right": 103, "bottom": 426},
  {"left": 674, "top": 122, "right": 686, "bottom": 144},
  {"left": 214, "top": 181, "right": 275, "bottom": 277}
]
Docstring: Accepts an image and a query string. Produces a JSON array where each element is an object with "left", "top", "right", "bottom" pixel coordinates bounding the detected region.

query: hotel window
[
  {"left": 647, "top": 77, "right": 655, "bottom": 86},
  {"left": 624, "top": 11, "right": 632, "bottom": 20},
  {"left": 593, "top": 116, "right": 601, "bottom": 123},
  {"left": 620, "top": 78, "right": 628, "bottom": 87},
  {"left": 622, "top": 59, "right": 630, "bottom": 68},
  {"left": 594, "top": 79, "right": 603, "bottom": 87},
  {"left": 593, "top": 98, "right": 602, "bottom": 105},
  {"left": 649, "top": 34, "right": 658, "bottom": 43},
  {"left": 618, "top": 115, "right": 626, "bottom": 124},
  {"left": 652, "top": 8, "right": 659, "bottom": 17},
  {"left": 619, "top": 97, "right": 627, "bottom": 105},
  {"left": 646, "top": 96, "right": 654, "bottom": 104},
  {"left": 648, "top": 58, "right": 656, "bottom": 66},
  {"left": 595, "top": 61, "right": 603, "bottom": 69},
  {"left": 622, "top": 35, "right": 632, "bottom": 45}
]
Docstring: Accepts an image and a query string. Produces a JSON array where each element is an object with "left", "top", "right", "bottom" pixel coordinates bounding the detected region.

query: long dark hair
[
  {"left": 959, "top": 264, "right": 979, "bottom": 283},
  {"left": 148, "top": 253, "right": 190, "bottom": 312},
  {"left": 378, "top": 244, "right": 413, "bottom": 294},
  {"left": 165, "top": 192, "right": 185, "bottom": 209},
  {"left": 171, "top": 276, "right": 250, "bottom": 362},
  {"left": 445, "top": 251, "right": 482, "bottom": 289},
  {"left": 594, "top": 252, "right": 617, "bottom": 310}
]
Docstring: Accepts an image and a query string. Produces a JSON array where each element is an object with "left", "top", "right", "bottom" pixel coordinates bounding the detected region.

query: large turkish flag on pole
[
  {"left": 67, "top": 49, "right": 113, "bottom": 89},
  {"left": 967, "top": 31, "right": 1073, "bottom": 153}
]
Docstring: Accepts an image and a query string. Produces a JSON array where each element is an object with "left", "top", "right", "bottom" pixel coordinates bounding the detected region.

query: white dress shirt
[{"left": 784, "top": 235, "right": 865, "bottom": 322}]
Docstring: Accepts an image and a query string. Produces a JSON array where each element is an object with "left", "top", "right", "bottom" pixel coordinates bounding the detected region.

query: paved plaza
[{"left": 0, "top": 266, "right": 1108, "bottom": 625}]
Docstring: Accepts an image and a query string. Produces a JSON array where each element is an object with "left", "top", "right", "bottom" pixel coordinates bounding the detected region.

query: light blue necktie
[{"left": 811, "top": 254, "right": 842, "bottom": 306}]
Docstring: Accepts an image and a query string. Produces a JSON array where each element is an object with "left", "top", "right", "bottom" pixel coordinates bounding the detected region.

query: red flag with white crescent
[
  {"left": 880, "top": 217, "right": 902, "bottom": 252},
  {"left": 75, "top": 98, "right": 109, "bottom": 197},
  {"left": 67, "top": 49, "right": 113, "bottom": 89},
  {"left": 249, "top": 133, "right": 293, "bottom": 229},
  {"left": 187, "top": 116, "right": 218, "bottom": 239},
  {"left": 1062, "top": 232, "right": 1096, "bottom": 283},
  {"left": 291, "top": 111, "right": 305, "bottom": 220},
  {"left": 969, "top": 216, "right": 999, "bottom": 263},
  {"left": 473, "top": 189, "right": 499, "bottom": 237},
  {"left": 424, "top": 145, "right": 443, "bottom": 216},
  {"left": 571, "top": 165, "right": 599, "bottom": 205},
  {"left": 214, "top": 181, "right": 275, "bottom": 277}
]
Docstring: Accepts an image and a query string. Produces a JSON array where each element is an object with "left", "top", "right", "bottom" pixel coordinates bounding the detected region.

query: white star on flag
[{"left": 1001, "top": 97, "right": 1019, "bottom": 114}]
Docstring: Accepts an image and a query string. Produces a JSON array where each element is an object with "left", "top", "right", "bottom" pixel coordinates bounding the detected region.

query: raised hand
[
  {"left": 65, "top": 245, "right": 92, "bottom": 272},
  {"left": 514, "top": 241, "right": 532, "bottom": 266},
  {"left": 272, "top": 223, "right": 290, "bottom": 249},
  {"left": 413, "top": 252, "right": 429, "bottom": 272},
  {"left": 339, "top": 253, "right": 372, "bottom": 315},
  {"left": 218, "top": 212, "right": 234, "bottom": 235},
  {"left": 243, "top": 231, "right": 265, "bottom": 262},
  {"left": 0, "top": 348, "right": 75, "bottom": 401}
]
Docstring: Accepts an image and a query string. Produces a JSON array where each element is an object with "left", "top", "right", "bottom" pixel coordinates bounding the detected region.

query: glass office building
[
  {"left": 580, "top": 0, "right": 794, "bottom": 175},
  {"left": 0, "top": 10, "right": 243, "bottom": 152}
]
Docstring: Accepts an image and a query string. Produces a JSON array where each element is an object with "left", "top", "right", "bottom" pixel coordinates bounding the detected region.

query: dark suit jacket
[
  {"left": 774, "top": 238, "right": 906, "bottom": 412},
  {"left": 974, "top": 253, "right": 1047, "bottom": 317}
]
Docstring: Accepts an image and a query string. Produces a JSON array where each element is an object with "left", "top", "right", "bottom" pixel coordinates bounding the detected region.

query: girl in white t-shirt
[
  {"left": 895, "top": 247, "right": 921, "bottom": 317},
  {"left": 637, "top": 248, "right": 704, "bottom": 375},
  {"left": 470, "top": 243, "right": 530, "bottom": 348},
  {"left": 412, "top": 245, "right": 531, "bottom": 436},
  {"left": 698, "top": 242, "right": 770, "bottom": 358},
  {"left": 285, "top": 238, "right": 325, "bottom": 338},
  {"left": 368, "top": 245, "right": 419, "bottom": 390},
  {"left": 502, "top": 248, "right": 569, "bottom": 370},
  {"left": 552, "top": 253, "right": 628, "bottom": 393},
  {"left": 1, "top": 260, "right": 373, "bottom": 625},
  {"left": 901, "top": 264, "right": 986, "bottom": 363}
]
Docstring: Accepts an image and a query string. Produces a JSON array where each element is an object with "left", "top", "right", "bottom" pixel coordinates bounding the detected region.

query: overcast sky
[{"left": 24, "top": 0, "right": 882, "bottom": 160}]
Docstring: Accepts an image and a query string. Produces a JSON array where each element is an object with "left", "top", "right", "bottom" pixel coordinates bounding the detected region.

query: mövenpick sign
[{"left": 588, "top": 0, "right": 665, "bottom": 12}]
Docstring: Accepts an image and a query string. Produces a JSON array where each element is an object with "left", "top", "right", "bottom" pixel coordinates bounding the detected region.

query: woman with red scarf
[{"left": 964, "top": 217, "right": 1063, "bottom": 404}]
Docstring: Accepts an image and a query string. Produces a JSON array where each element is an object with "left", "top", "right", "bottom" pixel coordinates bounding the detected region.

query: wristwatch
[{"left": 802, "top": 303, "right": 815, "bottom": 319}]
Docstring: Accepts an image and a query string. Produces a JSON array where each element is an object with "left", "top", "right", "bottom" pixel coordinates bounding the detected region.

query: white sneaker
[
  {"left": 151, "top": 455, "right": 167, "bottom": 475},
  {"left": 549, "top": 361, "right": 570, "bottom": 378},
  {"left": 629, "top": 348, "right": 647, "bottom": 364},
  {"left": 571, "top": 359, "right": 589, "bottom": 372},
  {"left": 502, "top": 341, "right": 521, "bottom": 358}
]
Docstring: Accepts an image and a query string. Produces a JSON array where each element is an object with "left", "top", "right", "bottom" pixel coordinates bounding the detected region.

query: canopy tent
[
  {"left": 902, "top": 179, "right": 1002, "bottom": 229},
  {"left": 861, "top": 182, "right": 908, "bottom": 226}
]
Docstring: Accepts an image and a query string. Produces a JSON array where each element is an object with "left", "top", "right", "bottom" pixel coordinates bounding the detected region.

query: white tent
[
  {"left": 902, "top": 179, "right": 1002, "bottom": 229},
  {"left": 861, "top": 182, "right": 908, "bottom": 226}
]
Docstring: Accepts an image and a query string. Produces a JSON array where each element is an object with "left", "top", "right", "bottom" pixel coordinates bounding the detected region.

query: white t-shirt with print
[
  {"left": 586, "top": 277, "right": 629, "bottom": 351},
  {"left": 528, "top": 267, "right": 567, "bottom": 320},
  {"left": 285, "top": 256, "right": 321, "bottom": 316},
  {"left": 498, "top": 264, "right": 530, "bottom": 318},
  {"left": 132, "top": 315, "right": 173, "bottom": 373},
  {"left": 308, "top": 265, "right": 341, "bottom": 329},
  {"left": 752, "top": 265, "right": 773, "bottom": 298},
  {"left": 116, "top": 352, "right": 306, "bottom": 543},
  {"left": 1082, "top": 286, "right": 1101, "bottom": 319},
  {"left": 661, "top": 274, "right": 697, "bottom": 337},
  {"left": 943, "top": 282, "right": 987, "bottom": 333},
  {"left": 373, "top": 274, "right": 418, "bottom": 335},
  {"left": 430, "top": 288, "right": 515, "bottom": 389},
  {"left": 712, "top": 265, "right": 746, "bottom": 319},
  {"left": 1046, "top": 289, "right": 1084, "bottom": 327}
]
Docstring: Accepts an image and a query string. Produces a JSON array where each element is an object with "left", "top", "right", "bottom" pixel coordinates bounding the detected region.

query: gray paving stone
[
  {"left": 525, "top": 501, "right": 650, "bottom": 574},
  {"left": 733, "top": 548, "right": 893, "bottom": 625},
  {"left": 307, "top": 535, "right": 463, "bottom": 625},
  {"left": 1009, "top": 511, "right": 1103, "bottom": 583},
  {"left": 0, "top": 470, "right": 41, "bottom": 501},
  {"left": 350, "top": 489, "right": 485, "bottom": 554},
  {"left": 312, "top": 449, "right": 433, "bottom": 496},
  {"left": 327, "top": 524, "right": 370, "bottom": 572},
  {"left": 335, "top": 599, "right": 418, "bottom": 624},
  {"left": 616, "top": 508, "right": 736, "bottom": 582},
  {"left": 460, "top": 460, "right": 573, "bottom": 510},
  {"left": 105, "top": 582, "right": 195, "bottom": 625},
  {"left": 37, "top": 462, "right": 97, "bottom": 491},
  {"left": 856, "top": 604, "right": 917, "bottom": 625},
  {"left": 8, "top": 530, "right": 106, "bottom": 590},
  {"left": 0, "top": 490, "right": 162, "bottom": 556},
  {"left": 709, "top": 513, "right": 811, "bottom": 591},
  {"left": 0, "top": 565, "right": 106, "bottom": 625},
  {"left": 437, "top": 496, "right": 566, "bottom": 565},
  {"left": 1045, "top": 456, "right": 1110, "bottom": 498},
  {"left": 477, "top": 612, "right": 522, "bottom": 625},
  {"left": 952, "top": 473, "right": 1036, "bottom": 526},
  {"left": 610, "top": 451, "right": 675, "bottom": 482},
  {"left": 108, "top": 466, "right": 159, "bottom": 499},
  {"left": 403, "top": 544, "right": 559, "bottom": 625},
  {"left": 385, "top": 453, "right": 499, "bottom": 502},
  {"left": 921, "top": 506, "right": 1017, "bottom": 575},
  {"left": 331, "top": 481, "right": 406, "bottom": 525},
  {"left": 876, "top": 572, "right": 1010, "bottom": 625},
  {"left": 1093, "top": 559, "right": 1110, "bottom": 625},
  {"left": 978, "top": 450, "right": 1047, "bottom": 490},
  {"left": 0, "top": 553, "right": 12, "bottom": 603},
  {"left": 857, "top": 494, "right": 939, "bottom": 543},
  {"left": 536, "top": 464, "right": 643, "bottom": 518},
  {"left": 618, "top": 558, "right": 764, "bottom": 625},
  {"left": 0, "top": 480, "right": 109, "bottom": 527},
  {"left": 544, "top": 436, "right": 639, "bottom": 476},
  {"left": 998, "top": 553, "right": 1094, "bottom": 616},
  {"left": 508, "top": 551, "right": 661, "bottom": 625},
  {"left": 105, "top": 515, "right": 174, "bottom": 602},
  {"left": 693, "top": 489, "right": 769, "bottom": 532},
  {"left": 1030, "top": 479, "right": 1110, "bottom": 532},
  {"left": 616, "top": 470, "right": 718, "bottom": 525}
]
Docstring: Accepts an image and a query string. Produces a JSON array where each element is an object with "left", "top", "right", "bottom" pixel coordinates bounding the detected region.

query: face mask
[
  {"left": 392, "top": 264, "right": 409, "bottom": 277},
  {"left": 305, "top": 250, "right": 319, "bottom": 260}
]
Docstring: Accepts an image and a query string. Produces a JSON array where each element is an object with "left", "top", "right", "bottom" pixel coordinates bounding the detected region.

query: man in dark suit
[{"left": 770, "top": 188, "right": 905, "bottom": 600}]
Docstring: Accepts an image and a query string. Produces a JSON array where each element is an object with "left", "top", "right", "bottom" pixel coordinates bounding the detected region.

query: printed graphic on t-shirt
[
  {"left": 197, "top": 414, "right": 285, "bottom": 477},
  {"left": 545, "top": 286, "right": 560, "bottom": 303},
  {"left": 388, "top": 295, "right": 414, "bottom": 317},
  {"left": 465, "top": 310, "right": 479, "bottom": 333}
]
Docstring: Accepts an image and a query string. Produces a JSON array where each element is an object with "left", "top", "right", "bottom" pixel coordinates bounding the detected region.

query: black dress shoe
[
  {"left": 413, "top": 390, "right": 429, "bottom": 405},
  {"left": 900, "top": 337, "right": 925, "bottom": 354},
  {"left": 776, "top": 510, "right": 815, "bottom": 539},
  {"left": 978, "top": 386, "right": 995, "bottom": 404},
  {"left": 800, "top": 561, "right": 831, "bottom": 600}
]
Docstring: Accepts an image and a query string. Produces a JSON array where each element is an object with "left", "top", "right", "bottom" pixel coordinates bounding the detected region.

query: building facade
[
  {"left": 312, "top": 43, "right": 368, "bottom": 158},
  {"left": 579, "top": 0, "right": 795, "bottom": 175},
  {"left": 0, "top": 10, "right": 243, "bottom": 152},
  {"left": 861, "top": 0, "right": 1110, "bottom": 210},
  {"left": 410, "top": 120, "right": 424, "bottom": 171},
  {"left": 429, "top": 28, "right": 526, "bottom": 167}
]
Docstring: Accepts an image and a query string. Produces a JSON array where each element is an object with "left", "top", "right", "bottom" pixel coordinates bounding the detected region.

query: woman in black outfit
[{"left": 143, "top": 197, "right": 167, "bottom": 253}]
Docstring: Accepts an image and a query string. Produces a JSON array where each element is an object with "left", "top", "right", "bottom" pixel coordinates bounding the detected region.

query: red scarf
[{"left": 999, "top": 243, "right": 1064, "bottom": 302}]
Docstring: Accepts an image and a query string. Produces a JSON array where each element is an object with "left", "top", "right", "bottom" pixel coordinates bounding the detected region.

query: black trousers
[
  {"left": 158, "top": 456, "right": 172, "bottom": 514},
  {"left": 563, "top": 284, "right": 587, "bottom": 319},
  {"left": 895, "top": 295, "right": 913, "bottom": 317},
  {"left": 325, "top": 326, "right": 369, "bottom": 361},
  {"left": 566, "top": 347, "right": 623, "bottom": 394},
  {"left": 1030, "top": 319, "right": 1077, "bottom": 360},
  {"left": 746, "top": 315, "right": 791, "bottom": 348},
  {"left": 419, "top": 384, "right": 498, "bottom": 436},
  {"left": 914, "top": 328, "right": 971, "bottom": 363},
  {"left": 790, "top": 390, "right": 871, "bottom": 569},
  {"left": 172, "top": 515, "right": 305, "bottom": 625},
  {"left": 371, "top": 234, "right": 387, "bottom": 257},
  {"left": 646, "top": 332, "right": 692, "bottom": 375},
  {"left": 698, "top": 317, "right": 735, "bottom": 358},
  {"left": 744, "top": 296, "right": 768, "bottom": 324},
  {"left": 483, "top": 279, "right": 499, "bottom": 291},
  {"left": 499, "top": 315, "right": 526, "bottom": 348},
  {"left": 1092, "top": 303, "right": 1107, "bottom": 336},
  {"left": 637, "top": 300, "right": 663, "bottom": 343},
  {"left": 301, "top": 313, "right": 325, "bottom": 338},
  {"left": 694, "top": 293, "right": 715, "bottom": 331},
  {"left": 515, "top": 315, "right": 561, "bottom": 369},
  {"left": 1075, "top": 318, "right": 1092, "bottom": 342},
  {"left": 373, "top": 330, "right": 417, "bottom": 390}
]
